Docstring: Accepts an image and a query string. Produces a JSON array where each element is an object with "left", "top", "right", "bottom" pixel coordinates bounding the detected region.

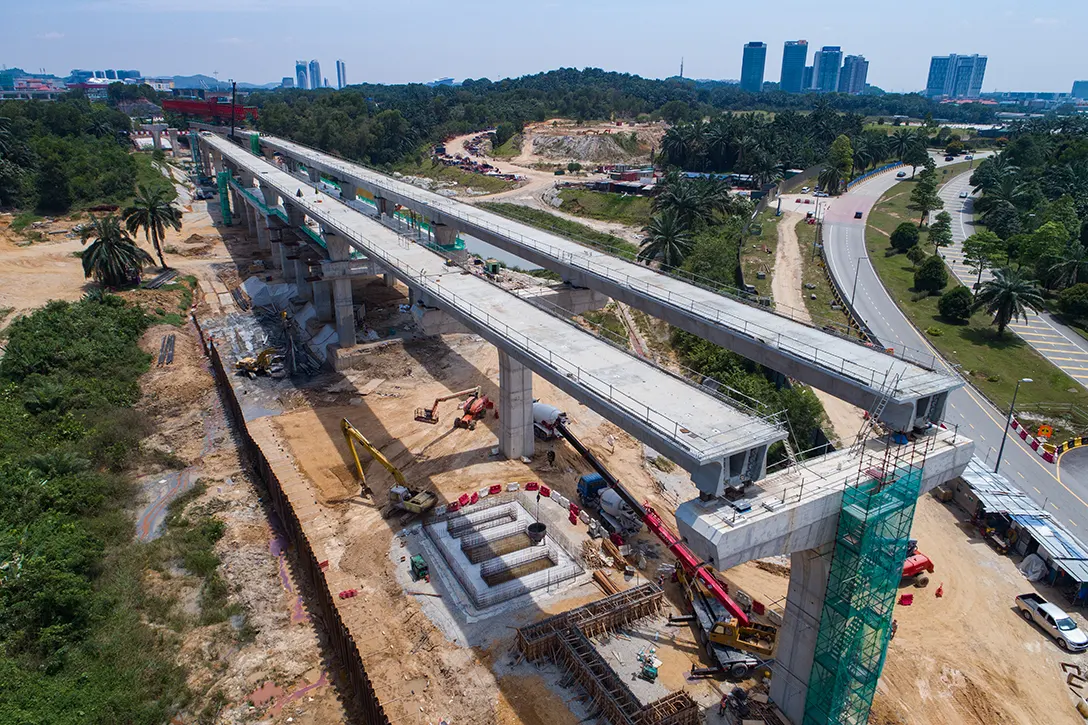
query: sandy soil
[{"left": 772, "top": 208, "right": 865, "bottom": 444}]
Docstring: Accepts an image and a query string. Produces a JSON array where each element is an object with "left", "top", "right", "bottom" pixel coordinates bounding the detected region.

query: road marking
[
  {"left": 1017, "top": 472, "right": 1025, "bottom": 478},
  {"left": 1073, "top": 520, "right": 1079, "bottom": 527},
  {"left": 968, "top": 423, "right": 975, "bottom": 429},
  {"left": 1051, "top": 501, "right": 1061, "bottom": 511},
  {"left": 1034, "top": 486, "right": 1042, "bottom": 493}
]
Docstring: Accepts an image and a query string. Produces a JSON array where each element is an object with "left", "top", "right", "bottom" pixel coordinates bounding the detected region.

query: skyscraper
[
  {"left": 812, "top": 46, "right": 843, "bottom": 93},
  {"left": 295, "top": 61, "right": 308, "bottom": 90},
  {"left": 802, "top": 65, "right": 814, "bottom": 91},
  {"left": 1074, "top": 81, "right": 1088, "bottom": 100},
  {"left": 281, "top": 77, "right": 295, "bottom": 88},
  {"left": 925, "top": 54, "right": 987, "bottom": 98},
  {"left": 838, "top": 55, "right": 869, "bottom": 95},
  {"left": 336, "top": 59, "right": 347, "bottom": 90},
  {"left": 308, "top": 60, "right": 321, "bottom": 91},
  {"left": 740, "top": 42, "right": 767, "bottom": 93},
  {"left": 780, "top": 40, "right": 808, "bottom": 93}
]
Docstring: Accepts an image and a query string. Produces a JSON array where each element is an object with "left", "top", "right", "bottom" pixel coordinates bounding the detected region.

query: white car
[
  {"left": 801, "top": 186, "right": 811, "bottom": 193},
  {"left": 959, "top": 191, "right": 969, "bottom": 198},
  {"left": 1016, "top": 593, "right": 1088, "bottom": 651}
]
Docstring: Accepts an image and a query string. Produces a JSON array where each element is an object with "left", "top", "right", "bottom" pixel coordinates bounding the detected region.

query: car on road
[
  {"left": 854, "top": 211, "right": 863, "bottom": 219},
  {"left": 944, "top": 155, "right": 956, "bottom": 161},
  {"left": 1016, "top": 593, "right": 1088, "bottom": 651},
  {"left": 896, "top": 171, "right": 907, "bottom": 178},
  {"left": 814, "top": 191, "right": 829, "bottom": 197},
  {"left": 959, "top": 191, "right": 969, "bottom": 198},
  {"left": 965, "top": 154, "right": 974, "bottom": 160},
  {"left": 801, "top": 186, "right": 810, "bottom": 193}
]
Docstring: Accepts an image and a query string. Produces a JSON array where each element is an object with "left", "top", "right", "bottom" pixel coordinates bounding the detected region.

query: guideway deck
[
  {"left": 246, "top": 132, "right": 961, "bottom": 432},
  {"left": 204, "top": 134, "right": 785, "bottom": 491}
]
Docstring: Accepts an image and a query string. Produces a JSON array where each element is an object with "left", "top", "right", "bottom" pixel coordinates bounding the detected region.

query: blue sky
[{"left": 3, "top": 0, "right": 1084, "bottom": 92}]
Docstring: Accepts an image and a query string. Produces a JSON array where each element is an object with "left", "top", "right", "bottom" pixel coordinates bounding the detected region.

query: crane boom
[
  {"left": 341, "top": 418, "right": 407, "bottom": 496},
  {"left": 554, "top": 421, "right": 749, "bottom": 626}
]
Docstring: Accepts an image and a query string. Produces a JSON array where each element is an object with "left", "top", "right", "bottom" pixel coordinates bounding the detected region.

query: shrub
[
  {"left": 914, "top": 255, "right": 948, "bottom": 294},
  {"left": 1059, "top": 283, "right": 1088, "bottom": 319},
  {"left": 567, "top": 162, "right": 582, "bottom": 172},
  {"left": 890, "top": 222, "right": 920, "bottom": 252},
  {"left": 938, "top": 286, "right": 973, "bottom": 322},
  {"left": 906, "top": 245, "right": 927, "bottom": 266}
]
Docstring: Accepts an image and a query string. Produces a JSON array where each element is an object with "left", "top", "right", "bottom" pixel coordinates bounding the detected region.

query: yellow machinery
[
  {"left": 340, "top": 418, "right": 437, "bottom": 516},
  {"left": 415, "top": 386, "right": 480, "bottom": 425},
  {"left": 677, "top": 565, "right": 778, "bottom": 659},
  {"left": 234, "top": 347, "right": 279, "bottom": 378}
]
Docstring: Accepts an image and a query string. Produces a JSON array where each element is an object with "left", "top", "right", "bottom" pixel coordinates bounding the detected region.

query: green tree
[
  {"left": 929, "top": 211, "right": 953, "bottom": 250},
  {"left": 1023, "top": 221, "right": 1069, "bottom": 262},
  {"left": 567, "top": 162, "right": 582, "bottom": 173},
  {"left": 907, "top": 170, "right": 944, "bottom": 227},
  {"left": 972, "top": 267, "right": 1044, "bottom": 337},
  {"left": 80, "top": 214, "right": 153, "bottom": 287},
  {"left": 906, "top": 245, "right": 927, "bottom": 267},
  {"left": 962, "top": 230, "right": 1005, "bottom": 292},
  {"left": 638, "top": 208, "right": 693, "bottom": 268},
  {"left": 890, "top": 222, "right": 920, "bottom": 252},
  {"left": 123, "top": 185, "right": 182, "bottom": 269},
  {"left": 902, "top": 142, "right": 930, "bottom": 178},
  {"left": 817, "top": 165, "right": 844, "bottom": 196},
  {"left": 1042, "top": 195, "right": 1082, "bottom": 242},
  {"left": 890, "top": 128, "right": 916, "bottom": 159},
  {"left": 828, "top": 134, "right": 854, "bottom": 180},
  {"left": 492, "top": 121, "right": 518, "bottom": 148},
  {"left": 938, "top": 286, "right": 973, "bottom": 321},
  {"left": 1049, "top": 243, "right": 1088, "bottom": 289},
  {"left": 1059, "top": 283, "right": 1088, "bottom": 319},
  {"left": 945, "top": 139, "right": 965, "bottom": 155},
  {"left": 914, "top": 254, "right": 948, "bottom": 294}
]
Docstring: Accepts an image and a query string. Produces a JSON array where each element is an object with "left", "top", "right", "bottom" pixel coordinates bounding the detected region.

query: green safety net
[
  {"left": 802, "top": 462, "right": 924, "bottom": 725},
  {"left": 250, "top": 132, "right": 261, "bottom": 156}
]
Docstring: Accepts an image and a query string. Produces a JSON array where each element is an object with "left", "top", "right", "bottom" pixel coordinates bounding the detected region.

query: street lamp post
[{"left": 995, "top": 378, "right": 1032, "bottom": 474}]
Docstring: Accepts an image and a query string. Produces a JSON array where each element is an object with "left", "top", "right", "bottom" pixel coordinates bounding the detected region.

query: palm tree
[
  {"left": 653, "top": 175, "right": 714, "bottom": 229},
  {"left": 818, "top": 165, "right": 844, "bottom": 196},
  {"left": 80, "top": 214, "right": 154, "bottom": 288},
  {"left": 891, "top": 128, "right": 916, "bottom": 159},
  {"left": 972, "top": 267, "right": 1044, "bottom": 337},
  {"left": 87, "top": 117, "right": 115, "bottom": 139},
  {"left": 638, "top": 209, "right": 693, "bottom": 268},
  {"left": 123, "top": 185, "right": 181, "bottom": 269},
  {"left": 0, "top": 116, "right": 11, "bottom": 158},
  {"left": 1050, "top": 243, "right": 1088, "bottom": 288}
]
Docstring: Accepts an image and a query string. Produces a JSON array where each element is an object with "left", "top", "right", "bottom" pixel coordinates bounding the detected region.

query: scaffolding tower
[{"left": 802, "top": 433, "right": 931, "bottom": 725}]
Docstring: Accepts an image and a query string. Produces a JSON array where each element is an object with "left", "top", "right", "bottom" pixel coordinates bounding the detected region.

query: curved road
[{"left": 823, "top": 161, "right": 1088, "bottom": 532}]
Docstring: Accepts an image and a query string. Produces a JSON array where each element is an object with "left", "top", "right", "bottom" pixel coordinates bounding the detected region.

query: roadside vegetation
[
  {"left": 557, "top": 188, "right": 653, "bottom": 226},
  {"left": 796, "top": 218, "right": 841, "bottom": 323},
  {"left": 0, "top": 296, "right": 195, "bottom": 724},
  {"left": 477, "top": 201, "right": 639, "bottom": 258},
  {"left": 391, "top": 156, "right": 516, "bottom": 194}
]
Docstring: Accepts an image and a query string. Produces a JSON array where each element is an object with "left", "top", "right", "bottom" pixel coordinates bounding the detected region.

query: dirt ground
[{"left": 770, "top": 207, "right": 865, "bottom": 444}]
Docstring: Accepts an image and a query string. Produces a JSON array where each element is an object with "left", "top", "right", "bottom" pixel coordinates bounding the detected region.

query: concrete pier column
[
  {"left": 293, "top": 257, "right": 310, "bottom": 295},
  {"left": 433, "top": 223, "right": 458, "bottom": 248},
  {"left": 167, "top": 129, "right": 178, "bottom": 156},
  {"left": 340, "top": 181, "right": 357, "bottom": 204},
  {"left": 384, "top": 273, "right": 395, "bottom": 288},
  {"left": 260, "top": 185, "right": 279, "bottom": 215},
  {"left": 307, "top": 166, "right": 320, "bottom": 184},
  {"left": 499, "top": 351, "right": 534, "bottom": 460},
  {"left": 150, "top": 128, "right": 162, "bottom": 150},
  {"left": 322, "top": 229, "right": 356, "bottom": 346},
  {"left": 312, "top": 280, "right": 333, "bottom": 320},
  {"left": 770, "top": 545, "right": 832, "bottom": 725},
  {"left": 255, "top": 217, "right": 270, "bottom": 250},
  {"left": 211, "top": 150, "right": 223, "bottom": 175},
  {"left": 278, "top": 240, "right": 291, "bottom": 272},
  {"left": 376, "top": 196, "right": 392, "bottom": 220},
  {"left": 244, "top": 202, "right": 257, "bottom": 237}
]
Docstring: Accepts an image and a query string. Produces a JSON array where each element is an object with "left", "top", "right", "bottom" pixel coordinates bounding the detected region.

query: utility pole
[{"left": 229, "top": 79, "right": 237, "bottom": 140}]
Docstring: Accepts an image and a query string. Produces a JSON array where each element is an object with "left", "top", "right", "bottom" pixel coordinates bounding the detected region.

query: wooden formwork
[
  {"left": 556, "top": 628, "right": 643, "bottom": 725},
  {"left": 636, "top": 692, "right": 699, "bottom": 725}
]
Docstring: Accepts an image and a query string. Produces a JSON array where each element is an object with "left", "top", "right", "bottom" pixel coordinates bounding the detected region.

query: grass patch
[
  {"left": 523, "top": 268, "right": 563, "bottom": 282},
  {"left": 491, "top": 133, "right": 522, "bottom": 158},
  {"left": 10, "top": 211, "right": 43, "bottom": 233},
  {"left": 557, "top": 189, "right": 653, "bottom": 227},
  {"left": 478, "top": 202, "right": 639, "bottom": 259},
  {"left": 796, "top": 218, "right": 843, "bottom": 323},
  {"left": 740, "top": 209, "right": 777, "bottom": 298},
  {"left": 392, "top": 157, "right": 516, "bottom": 194},
  {"left": 581, "top": 303, "right": 630, "bottom": 349},
  {"left": 131, "top": 152, "right": 178, "bottom": 205},
  {"left": 866, "top": 184, "right": 1088, "bottom": 411}
]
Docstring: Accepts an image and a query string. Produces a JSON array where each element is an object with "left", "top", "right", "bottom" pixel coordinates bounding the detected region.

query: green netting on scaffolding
[
  {"left": 802, "top": 463, "right": 924, "bottom": 725},
  {"left": 217, "top": 171, "right": 232, "bottom": 226},
  {"left": 250, "top": 132, "right": 261, "bottom": 156}
]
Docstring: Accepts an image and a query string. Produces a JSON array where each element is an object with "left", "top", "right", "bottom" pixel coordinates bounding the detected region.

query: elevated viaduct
[{"left": 241, "top": 131, "right": 962, "bottom": 435}]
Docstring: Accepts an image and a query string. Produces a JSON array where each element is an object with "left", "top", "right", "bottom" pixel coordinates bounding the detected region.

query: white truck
[{"left": 1015, "top": 593, "right": 1088, "bottom": 651}]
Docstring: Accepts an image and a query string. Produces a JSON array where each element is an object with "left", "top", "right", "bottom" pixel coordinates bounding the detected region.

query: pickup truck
[{"left": 1016, "top": 593, "right": 1088, "bottom": 651}]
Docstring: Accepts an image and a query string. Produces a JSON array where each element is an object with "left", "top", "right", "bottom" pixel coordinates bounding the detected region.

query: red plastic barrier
[
  {"left": 525, "top": 481, "right": 539, "bottom": 491},
  {"left": 752, "top": 600, "right": 766, "bottom": 616},
  {"left": 458, "top": 493, "right": 470, "bottom": 507},
  {"left": 540, "top": 485, "right": 552, "bottom": 498},
  {"left": 469, "top": 491, "right": 479, "bottom": 505},
  {"left": 569, "top": 503, "right": 581, "bottom": 517},
  {"left": 488, "top": 484, "right": 502, "bottom": 495},
  {"left": 898, "top": 594, "right": 914, "bottom": 606},
  {"left": 569, "top": 512, "right": 578, "bottom": 525},
  {"left": 338, "top": 589, "right": 358, "bottom": 599}
]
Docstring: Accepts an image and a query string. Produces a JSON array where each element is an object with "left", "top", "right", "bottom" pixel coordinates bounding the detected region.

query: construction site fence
[{"left": 192, "top": 314, "right": 391, "bottom": 725}]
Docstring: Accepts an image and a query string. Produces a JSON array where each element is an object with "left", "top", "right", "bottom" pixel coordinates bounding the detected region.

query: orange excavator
[{"left": 415, "top": 386, "right": 480, "bottom": 425}]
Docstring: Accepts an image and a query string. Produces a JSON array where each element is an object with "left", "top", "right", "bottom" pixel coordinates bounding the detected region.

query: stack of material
[
  {"left": 602, "top": 538, "right": 629, "bottom": 570},
  {"left": 593, "top": 570, "right": 621, "bottom": 595},
  {"left": 581, "top": 541, "right": 609, "bottom": 569}
]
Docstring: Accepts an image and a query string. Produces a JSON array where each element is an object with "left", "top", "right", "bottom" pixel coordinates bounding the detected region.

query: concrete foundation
[
  {"left": 499, "top": 351, "right": 534, "bottom": 460},
  {"left": 411, "top": 302, "right": 470, "bottom": 335},
  {"left": 770, "top": 545, "right": 831, "bottom": 725}
]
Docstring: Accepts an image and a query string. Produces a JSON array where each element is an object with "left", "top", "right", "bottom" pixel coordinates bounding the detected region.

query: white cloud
[
  {"left": 1033, "top": 17, "right": 1059, "bottom": 25},
  {"left": 36, "top": 31, "right": 64, "bottom": 40}
]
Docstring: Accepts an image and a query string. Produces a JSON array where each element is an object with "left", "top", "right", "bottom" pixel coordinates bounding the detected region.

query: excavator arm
[
  {"left": 415, "top": 386, "right": 481, "bottom": 424},
  {"left": 341, "top": 418, "right": 407, "bottom": 497}
]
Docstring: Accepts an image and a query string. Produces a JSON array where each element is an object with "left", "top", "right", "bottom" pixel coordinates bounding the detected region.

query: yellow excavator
[
  {"left": 340, "top": 418, "right": 437, "bottom": 518},
  {"left": 235, "top": 347, "right": 280, "bottom": 378}
]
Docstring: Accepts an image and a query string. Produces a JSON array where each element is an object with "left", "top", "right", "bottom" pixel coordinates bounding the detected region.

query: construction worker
[{"left": 718, "top": 694, "right": 728, "bottom": 717}]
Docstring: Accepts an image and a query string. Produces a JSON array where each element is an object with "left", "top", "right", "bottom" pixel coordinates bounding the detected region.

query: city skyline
[
  {"left": 2, "top": 0, "right": 1084, "bottom": 92},
  {"left": 739, "top": 41, "right": 766, "bottom": 92}
]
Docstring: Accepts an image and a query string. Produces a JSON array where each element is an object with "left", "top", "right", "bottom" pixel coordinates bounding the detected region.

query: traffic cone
[{"left": 935, "top": 583, "right": 944, "bottom": 598}]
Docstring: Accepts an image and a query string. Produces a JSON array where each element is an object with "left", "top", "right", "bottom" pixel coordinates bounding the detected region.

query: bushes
[
  {"left": 890, "top": 222, "right": 920, "bottom": 252},
  {"left": 938, "top": 286, "right": 974, "bottom": 321},
  {"left": 914, "top": 255, "right": 949, "bottom": 294},
  {"left": 1059, "top": 283, "right": 1088, "bottom": 319}
]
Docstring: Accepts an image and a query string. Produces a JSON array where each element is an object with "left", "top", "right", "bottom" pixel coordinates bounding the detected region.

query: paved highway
[{"left": 822, "top": 162, "right": 1088, "bottom": 532}]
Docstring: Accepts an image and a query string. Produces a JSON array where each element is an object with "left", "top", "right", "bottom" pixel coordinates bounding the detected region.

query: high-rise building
[
  {"left": 281, "top": 77, "right": 295, "bottom": 88},
  {"left": 780, "top": 40, "right": 809, "bottom": 93},
  {"left": 308, "top": 60, "right": 321, "bottom": 91},
  {"left": 838, "top": 55, "right": 869, "bottom": 95},
  {"left": 925, "top": 54, "right": 987, "bottom": 98},
  {"left": 740, "top": 41, "right": 767, "bottom": 93},
  {"left": 802, "top": 65, "right": 814, "bottom": 91},
  {"left": 1074, "top": 81, "right": 1088, "bottom": 100},
  {"left": 295, "top": 60, "right": 308, "bottom": 90},
  {"left": 336, "top": 59, "right": 347, "bottom": 90},
  {"left": 812, "top": 46, "right": 843, "bottom": 93}
]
